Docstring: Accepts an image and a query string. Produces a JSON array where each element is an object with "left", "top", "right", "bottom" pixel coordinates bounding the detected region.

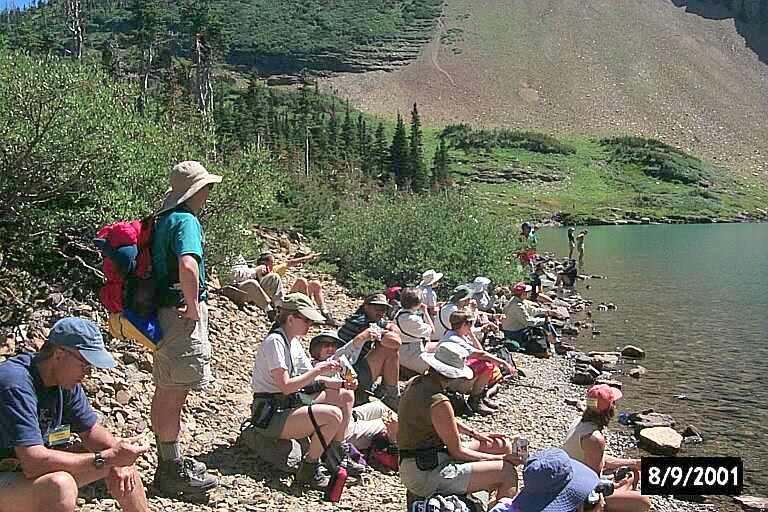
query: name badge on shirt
[{"left": 47, "top": 424, "right": 72, "bottom": 447}]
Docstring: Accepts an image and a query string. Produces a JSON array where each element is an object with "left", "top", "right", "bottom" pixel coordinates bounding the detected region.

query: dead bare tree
[
  {"left": 192, "top": 33, "right": 214, "bottom": 117},
  {"left": 64, "top": 0, "right": 85, "bottom": 60}
]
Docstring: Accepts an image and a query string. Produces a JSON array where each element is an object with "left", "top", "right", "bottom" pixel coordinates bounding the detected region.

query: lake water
[{"left": 538, "top": 223, "right": 768, "bottom": 495}]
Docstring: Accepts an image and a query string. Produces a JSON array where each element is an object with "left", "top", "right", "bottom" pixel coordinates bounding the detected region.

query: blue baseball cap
[
  {"left": 506, "top": 448, "right": 599, "bottom": 512},
  {"left": 48, "top": 317, "right": 117, "bottom": 369}
]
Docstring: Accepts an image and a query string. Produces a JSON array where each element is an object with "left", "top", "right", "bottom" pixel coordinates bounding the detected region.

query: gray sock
[{"left": 157, "top": 440, "right": 182, "bottom": 462}]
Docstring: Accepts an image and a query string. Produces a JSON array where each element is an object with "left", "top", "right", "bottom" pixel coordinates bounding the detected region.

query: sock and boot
[
  {"left": 294, "top": 456, "right": 331, "bottom": 489},
  {"left": 482, "top": 387, "right": 500, "bottom": 409},
  {"left": 468, "top": 393, "right": 494, "bottom": 416},
  {"left": 153, "top": 440, "right": 218, "bottom": 496}
]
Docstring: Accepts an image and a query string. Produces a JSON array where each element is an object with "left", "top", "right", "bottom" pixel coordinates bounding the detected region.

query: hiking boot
[
  {"left": 486, "top": 382, "right": 501, "bottom": 399},
  {"left": 321, "top": 310, "right": 340, "bottom": 328},
  {"left": 468, "top": 395, "right": 494, "bottom": 416},
  {"left": 483, "top": 396, "right": 500, "bottom": 409},
  {"left": 294, "top": 459, "right": 330, "bottom": 489},
  {"left": 153, "top": 458, "right": 218, "bottom": 497},
  {"left": 342, "top": 456, "right": 369, "bottom": 477}
]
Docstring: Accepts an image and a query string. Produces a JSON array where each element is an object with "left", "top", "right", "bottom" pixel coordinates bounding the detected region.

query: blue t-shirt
[
  {"left": 0, "top": 354, "right": 97, "bottom": 459},
  {"left": 152, "top": 206, "right": 207, "bottom": 307}
]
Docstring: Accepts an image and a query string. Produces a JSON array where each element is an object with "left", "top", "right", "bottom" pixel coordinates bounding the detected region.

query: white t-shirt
[
  {"left": 395, "top": 309, "right": 432, "bottom": 344},
  {"left": 432, "top": 303, "right": 459, "bottom": 341},
  {"left": 418, "top": 285, "right": 437, "bottom": 308},
  {"left": 231, "top": 263, "right": 258, "bottom": 284},
  {"left": 251, "top": 329, "right": 313, "bottom": 394}
]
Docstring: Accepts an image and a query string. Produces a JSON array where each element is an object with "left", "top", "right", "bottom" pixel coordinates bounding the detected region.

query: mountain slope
[{"left": 329, "top": 0, "right": 768, "bottom": 174}]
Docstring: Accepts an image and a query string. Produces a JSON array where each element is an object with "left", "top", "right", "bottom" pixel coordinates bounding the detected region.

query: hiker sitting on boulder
[
  {"left": 501, "top": 283, "right": 561, "bottom": 355},
  {"left": 395, "top": 288, "right": 437, "bottom": 375},
  {"left": 249, "top": 293, "right": 362, "bottom": 490},
  {"left": 239, "top": 251, "right": 338, "bottom": 326},
  {"left": 0, "top": 318, "right": 150, "bottom": 512},
  {"left": 398, "top": 344, "right": 522, "bottom": 501},
  {"left": 336, "top": 294, "right": 401, "bottom": 410},
  {"left": 555, "top": 258, "right": 580, "bottom": 289},
  {"left": 562, "top": 385, "right": 650, "bottom": 512},
  {"left": 309, "top": 332, "right": 399, "bottom": 451},
  {"left": 437, "top": 310, "right": 516, "bottom": 416}
]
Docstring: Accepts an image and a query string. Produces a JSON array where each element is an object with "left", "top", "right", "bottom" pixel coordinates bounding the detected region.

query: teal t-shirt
[{"left": 152, "top": 207, "right": 207, "bottom": 307}]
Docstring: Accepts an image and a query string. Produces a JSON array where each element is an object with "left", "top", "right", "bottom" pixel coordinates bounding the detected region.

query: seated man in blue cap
[{"left": 0, "top": 317, "right": 150, "bottom": 512}]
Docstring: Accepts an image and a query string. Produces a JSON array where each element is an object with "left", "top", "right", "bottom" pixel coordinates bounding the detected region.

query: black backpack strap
[
  {"left": 438, "top": 304, "right": 451, "bottom": 332},
  {"left": 269, "top": 327, "right": 293, "bottom": 377},
  {"left": 395, "top": 311, "right": 426, "bottom": 342},
  {"left": 308, "top": 404, "right": 340, "bottom": 469}
]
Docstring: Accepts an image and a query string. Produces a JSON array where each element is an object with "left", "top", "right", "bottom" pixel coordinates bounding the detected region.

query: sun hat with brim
[
  {"left": 586, "top": 384, "right": 623, "bottom": 413},
  {"left": 468, "top": 276, "right": 491, "bottom": 293},
  {"left": 420, "top": 344, "right": 473, "bottom": 380},
  {"left": 48, "top": 317, "right": 117, "bottom": 369},
  {"left": 309, "top": 331, "right": 345, "bottom": 359},
  {"left": 419, "top": 269, "right": 444, "bottom": 287},
  {"left": 364, "top": 293, "right": 391, "bottom": 309},
  {"left": 157, "top": 161, "right": 222, "bottom": 215},
  {"left": 509, "top": 448, "right": 600, "bottom": 512},
  {"left": 280, "top": 292, "right": 325, "bottom": 323},
  {"left": 449, "top": 285, "right": 473, "bottom": 304},
  {"left": 512, "top": 282, "right": 533, "bottom": 295}
]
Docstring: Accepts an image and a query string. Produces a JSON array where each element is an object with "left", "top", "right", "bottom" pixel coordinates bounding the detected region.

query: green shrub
[
  {"left": 316, "top": 192, "right": 525, "bottom": 296},
  {"left": 442, "top": 125, "right": 575, "bottom": 155}
]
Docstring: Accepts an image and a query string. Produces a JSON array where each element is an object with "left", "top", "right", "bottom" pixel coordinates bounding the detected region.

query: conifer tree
[
  {"left": 341, "top": 108, "right": 355, "bottom": 158},
  {"left": 373, "top": 121, "right": 388, "bottom": 177},
  {"left": 389, "top": 112, "right": 409, "bottom": 185},
  {"left": 357, "top": 113, "right": 373, "bottom": 175},
  {"left": 326, "top": 107, "right": 339, "bottom": 159},
  {"left": 431, "top": 137, "right": 450, "bottom": 186},
  {"left": 409, "top": 103, "right": 428, "bottom": 192}
]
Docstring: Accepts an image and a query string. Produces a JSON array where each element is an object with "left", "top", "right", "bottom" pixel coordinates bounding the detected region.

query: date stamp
[{"left": 641, "top": 457, "right": 743, "bottom": 495}]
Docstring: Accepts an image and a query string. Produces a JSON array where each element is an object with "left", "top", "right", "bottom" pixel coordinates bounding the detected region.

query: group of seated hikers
[
  {"left": 243, "top": 261, "right": 651, "bottom": 512},
  {"left": 0, "top": 260, "right": 649, "bottom": 512}
]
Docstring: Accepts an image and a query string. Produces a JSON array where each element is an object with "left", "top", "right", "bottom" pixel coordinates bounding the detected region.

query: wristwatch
[{"left": 93, "top": 452, "right": 106, "bottom": 469}]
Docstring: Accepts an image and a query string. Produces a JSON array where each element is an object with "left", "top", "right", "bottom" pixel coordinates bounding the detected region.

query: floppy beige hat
[
  {"left": 420, "top": 343, "right": 473, "bottom": 380},
  {"left": 157, "top": 161, "right": 222, "bottom": 214},
  {"left": 419, "top": 269, "right": 444, "bottom": 287}
]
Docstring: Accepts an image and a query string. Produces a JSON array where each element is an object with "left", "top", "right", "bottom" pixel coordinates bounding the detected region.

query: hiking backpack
[{"left": 95, "top": 216, "right": 161, "bottom": 350}]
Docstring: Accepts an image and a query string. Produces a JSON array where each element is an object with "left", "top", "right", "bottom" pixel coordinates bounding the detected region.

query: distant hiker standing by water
[
  {"left": 576, "top": 230, "right": 588, "bottom": 265},
  {"left": 567, "top": 227, "right": 576, "bottom": 259}
]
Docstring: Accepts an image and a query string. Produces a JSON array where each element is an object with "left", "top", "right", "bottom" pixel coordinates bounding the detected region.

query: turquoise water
[{"left": 538, "top": 223, "right": 768, "bottom": 494}]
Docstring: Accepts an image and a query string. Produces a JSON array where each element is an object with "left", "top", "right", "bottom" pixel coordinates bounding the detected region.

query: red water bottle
[{"left": 325, "top": 465, "right": 347, "bottom": 502}]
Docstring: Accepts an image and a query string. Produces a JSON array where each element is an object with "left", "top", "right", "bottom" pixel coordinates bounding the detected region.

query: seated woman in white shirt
[
  {"left": 394, "top": 288, "right": 436, "bottom": 374},
  {"left": 250, "top": 293, "right": 355, "bottom": 490}
]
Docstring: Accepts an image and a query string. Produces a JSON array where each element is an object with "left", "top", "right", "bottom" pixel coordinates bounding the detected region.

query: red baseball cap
[
  {"left": 585, "top": 384, "right": 623, "bottom": 413},
  {"left": 512, "top": 282, "right": 532, "bottom": 295}
]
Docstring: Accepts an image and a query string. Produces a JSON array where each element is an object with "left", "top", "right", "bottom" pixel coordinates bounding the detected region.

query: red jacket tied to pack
[{"left": 97, "top": 219, "right": 153, "bottom": 313}]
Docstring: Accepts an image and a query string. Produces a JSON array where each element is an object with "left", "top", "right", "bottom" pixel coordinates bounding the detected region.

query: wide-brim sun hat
[
  {"left": 510, "top": 448, "right": 600, "bottom": 512},
  {"left": 364, "top": 293, "right": 392, "bottom": 309},
  {"left": 420, "top": 269, "right": 444, "bottom": 287},
  {"left": 280, "top": 292, "right": 326, "bottom": 323},
  {"left": 309, "top": 331, "right": 346, "bottom": 359},
  {"left": 157, "top": 161, "right": 222, "bottom": 214},
  {"left": 420, "top": 343, "right": 473, "bottom": 380},
  {"left": 469, "top": 276, "right": 491, "bottom": 293},
  {"left": 449, "top": 285, "right": 473, "bottom": 304}
]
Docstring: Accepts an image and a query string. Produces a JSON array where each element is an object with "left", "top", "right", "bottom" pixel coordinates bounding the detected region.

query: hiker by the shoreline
[
  {"left": 563, "top": 385, "right": 650, "bottom": 512},
  {"left": 567, "top": 226, "right": 577, "bottom": 259},
  {"left": 0, "top": 318, "right": 149, "bottom": 512},
  {"left": 150, "top": 161, "right": 220, "bottom": 496}
]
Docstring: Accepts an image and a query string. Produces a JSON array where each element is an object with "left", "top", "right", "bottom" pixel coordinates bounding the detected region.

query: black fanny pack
[
  {"left": 399, "top": 446, "right": 448, "bottom": 471},
  {"left": 251, "top": 381, "right": 327, "bottom": 429}
]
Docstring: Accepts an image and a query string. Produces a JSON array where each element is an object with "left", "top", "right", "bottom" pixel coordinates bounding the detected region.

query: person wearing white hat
[
  {"left": 417, "top": 269, "right": 443, "bottom": 319},
  {"left": 468, "top": 276, "right": 494, "bottom": 312},
  {"left": 398, "top": 344, "right": 522, "bottom": 500},
  {"left": 150, "top": 161, "right": 221, "bottom": 496}
]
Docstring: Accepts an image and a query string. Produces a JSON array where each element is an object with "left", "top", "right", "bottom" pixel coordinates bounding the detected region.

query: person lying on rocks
[
  {"left": 308, "top": 331, "right": 399, "bottom": 452},
  {"left": 562, "top": 385, "right": 651, "bottom": 512},
  {"left": 249, "top": 293, "right": 365, "bottom": 490},
  {"left": 394, "top": 288, "right": 437, "bottom": 375},
  {"left": 337, "top": 293, "right": 401, "bottom": 410},
  {"left": 501, "top": 283, "right": 562, "bottom": 356},
  {"left": 417, "top": 269, "right": 443, "bottom": 319},
  {"left": 0, "top": 318, "right": 150, "bottom": 512},
  {"left": 243, "top": 251, "right": 339, "bottom": 326},
  {"left": 398, "top": 344, "right": 522, "bottom": 502},
  {"left": 437, "top": 310, "right": 516, "bottom": 416}
]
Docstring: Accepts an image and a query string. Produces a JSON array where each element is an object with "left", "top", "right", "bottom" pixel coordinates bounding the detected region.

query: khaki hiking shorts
[
  {"left": 153, "top": 302, "right": 212, "bottom": 390},
  {"left": 400, "top": 452, "right": 473, "bottom": 498}
]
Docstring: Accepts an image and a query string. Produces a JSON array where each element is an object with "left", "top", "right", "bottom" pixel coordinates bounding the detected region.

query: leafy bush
[
  {"left": 600, "top": 136, "right": 715, "bottom": 185},
  {"left": 316, "top": 192, "right": 525, "bottom": 296},
  {"left": 442, "top": 125, "right": 575, "bottom": 155}
]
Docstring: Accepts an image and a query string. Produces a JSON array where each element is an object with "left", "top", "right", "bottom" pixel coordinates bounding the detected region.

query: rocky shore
[{"left": 0, "top": 248, "right": 735, "bottom": 512}]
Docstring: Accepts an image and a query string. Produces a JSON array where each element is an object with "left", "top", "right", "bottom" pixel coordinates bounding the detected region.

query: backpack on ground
[{"left": 95, "top": 216, "right": 161, "bottom": 351}]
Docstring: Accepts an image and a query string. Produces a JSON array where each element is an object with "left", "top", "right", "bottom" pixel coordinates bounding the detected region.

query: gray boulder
[
  {"left": 638, "top": 427, "right": 683, "bottom": 455},
  {"left": 621, "top": 345, "right": 646, "bottom": 358}
]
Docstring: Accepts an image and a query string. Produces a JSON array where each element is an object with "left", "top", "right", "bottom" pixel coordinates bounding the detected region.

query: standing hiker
[
  {"left": 567, "top": 227, "right": 576, "bottom": 259},
  {"left": 576, "top": 229, "right": 588, "bottom": 265},
  {"left": 0, "top": 318, "right": 149, "bottom": 512},
  {"left": 150, "top": 161, "right": 220, "bottom": 496}
]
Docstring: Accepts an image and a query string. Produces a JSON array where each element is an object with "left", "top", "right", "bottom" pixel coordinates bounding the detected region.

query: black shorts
[{"left": 352, "top": 357, "right": 374, "bottom": 406}]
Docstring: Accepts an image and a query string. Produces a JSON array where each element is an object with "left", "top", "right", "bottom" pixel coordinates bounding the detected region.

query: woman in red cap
[{"left": 562, "top": 385, "right": 650, "bottom": 512}]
